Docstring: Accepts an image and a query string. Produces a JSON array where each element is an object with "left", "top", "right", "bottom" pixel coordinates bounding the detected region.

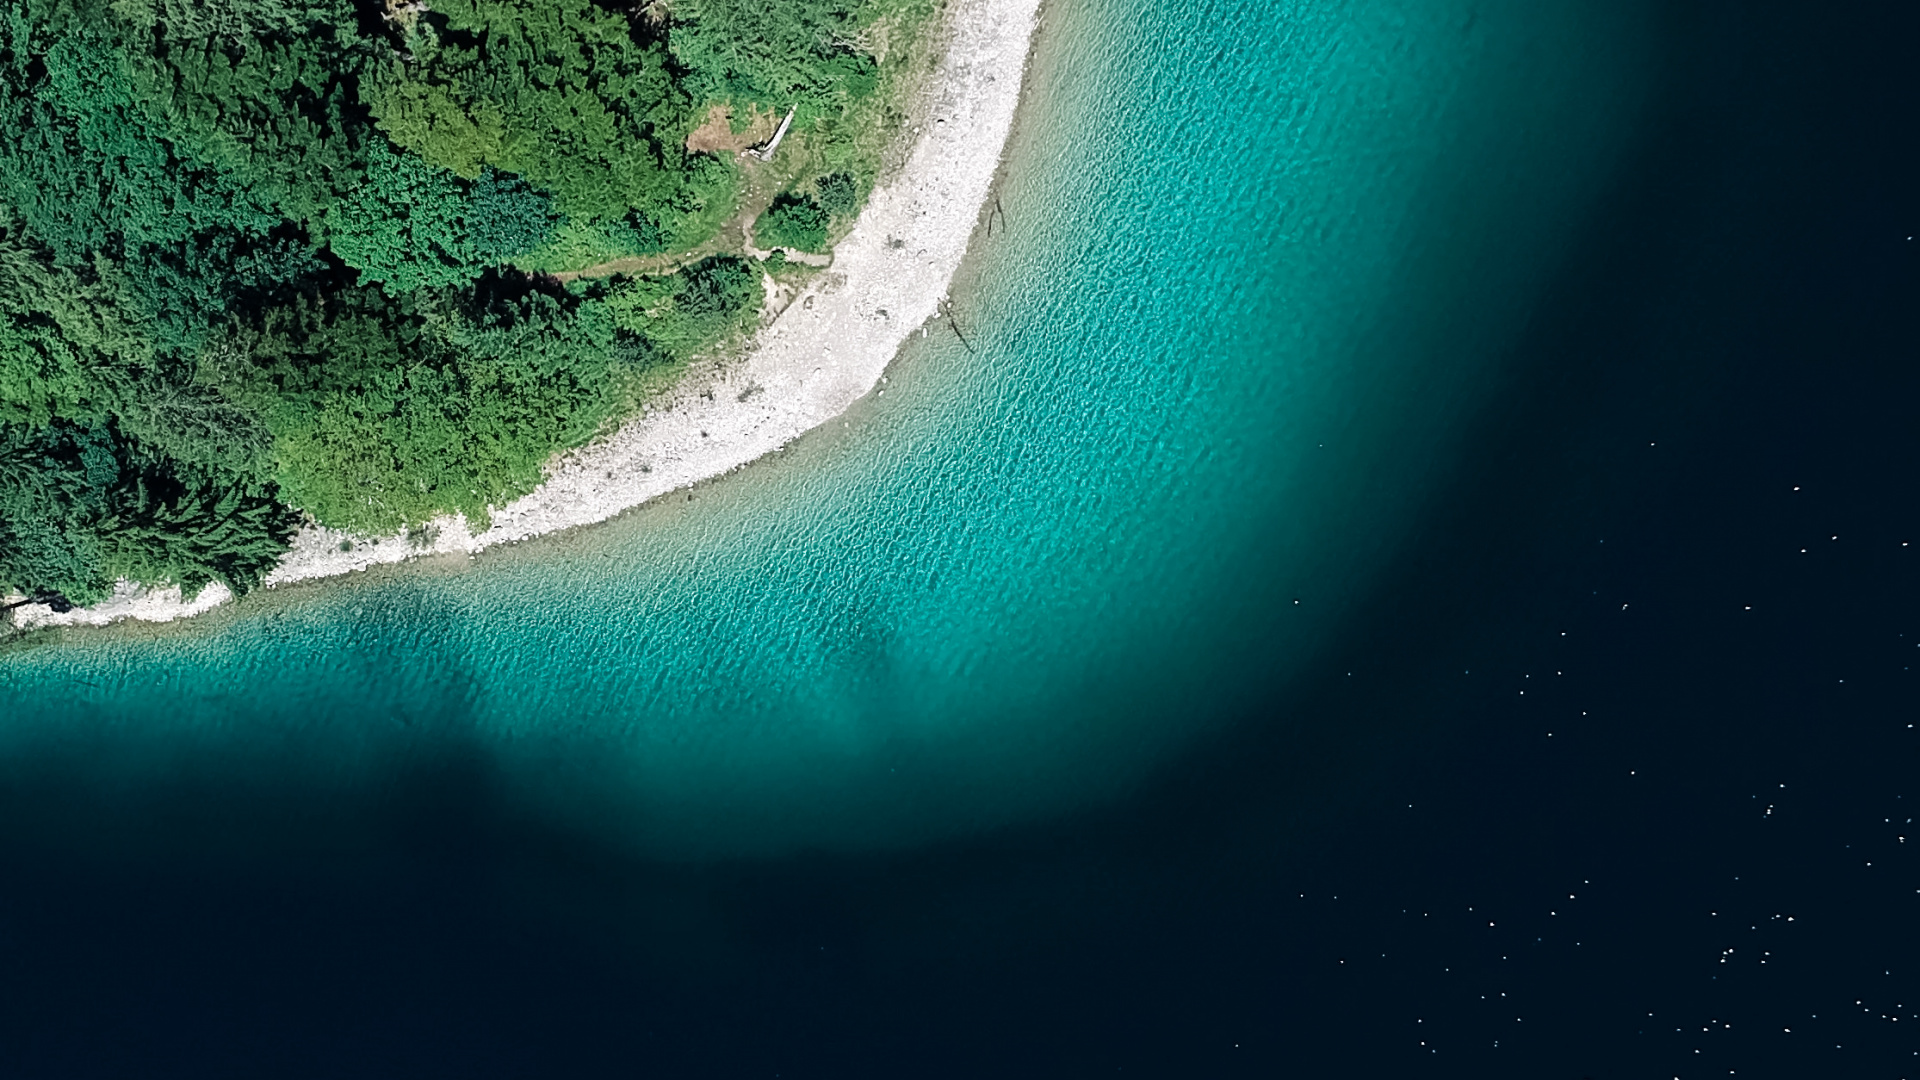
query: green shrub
[
  {"left": 756, "top": 193, "right": 830, "bottom": 252},
  {"left": 325, "top": 146, "right": 561, "bottom": 292},
  {"left": 815, "top": 172, "right": 859, "bottom": 217},
  {"left": 466, "top": 169, "right": 561, "bottom": 265},
  {"left": 604, "top": 255, "right": 762, "bottom": 364}
]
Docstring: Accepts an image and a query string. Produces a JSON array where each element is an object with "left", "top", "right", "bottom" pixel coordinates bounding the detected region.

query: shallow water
[{"left": 2, "top": 0, "right": 1651, "bottom": 857}]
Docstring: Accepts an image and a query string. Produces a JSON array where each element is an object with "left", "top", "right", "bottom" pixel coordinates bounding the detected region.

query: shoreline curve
[{"left": 13, "top": 0, "right": 1041, "bottom": 632}]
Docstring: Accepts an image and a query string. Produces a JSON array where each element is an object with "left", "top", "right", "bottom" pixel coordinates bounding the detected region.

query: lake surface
[
  {"left": 1, "top": 0, "right": 1649, "bottom": 856},
  {"left": 6, "top": 0, "right": 1915, "bottom": 1075}
]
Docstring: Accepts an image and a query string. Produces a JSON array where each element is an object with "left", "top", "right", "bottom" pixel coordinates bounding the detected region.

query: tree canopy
[
  {"left": 0, "top": 0, "right": 927, "bottom": 612},
  {"left": 756, "top": 192, "right": 830, "bottom": 252}
]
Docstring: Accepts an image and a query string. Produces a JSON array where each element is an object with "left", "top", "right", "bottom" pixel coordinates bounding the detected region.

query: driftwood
[
  {"left": 939, "top": 299, "right": 975, "bottom": 353},
  {"left": 748, "top": 105, "right": 798, "bottom": 162}
]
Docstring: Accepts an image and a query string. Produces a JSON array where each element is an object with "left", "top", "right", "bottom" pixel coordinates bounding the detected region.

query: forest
[{"left": 0, "top": 0, "right": 929, "bottom": 610}]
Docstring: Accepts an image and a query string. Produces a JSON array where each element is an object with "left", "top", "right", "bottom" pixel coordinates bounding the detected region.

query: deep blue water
[{"left": 1, "top": 0, "right": 1915, "bottom": 1075}]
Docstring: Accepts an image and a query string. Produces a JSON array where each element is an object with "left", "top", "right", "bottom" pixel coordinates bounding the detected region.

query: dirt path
[
  {"left": 550, "top": 157, "right": 830, "bottom": 282},
  {"left": 547, "top": 203, "right": 754, "bottom": 282}
]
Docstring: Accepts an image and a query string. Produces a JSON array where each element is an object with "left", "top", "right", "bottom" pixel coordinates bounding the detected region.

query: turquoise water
[{"left": 1, "top": 0, "right": 1650, "bottom": 857}]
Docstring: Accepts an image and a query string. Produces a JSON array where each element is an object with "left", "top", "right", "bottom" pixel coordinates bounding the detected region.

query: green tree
[
  {"left": 603, "top": 254, "right": 760, "bottom": 363},
  {"left": 0, "top": 420, "right": 297, "bottom": 604},
  {"left": 0, "top": 205, "right": 147, "bottom": 425},
  {"left": 668, "top": 0, "right": 880, "bottom": 110},
  {"left": 123, "top": 0, "right": 374, "bottom": 225},
  {"left": 0, "top": 17, "right": 284, "bottom": 264},
  {"left": 115, "top": 0, "right": 349, "bottom": 45},
  {"left": 814, "top": 171, "right": 859, "bottom": 216},
  {"left": 324, "top": 141, "right": 484, "bottom": 293},
  {"left": 755, "top": 192, "right": 829, "bottom": 252},
  {"left": 202, "top": 284, "right": 625, "bottom": 534},
  {"left": 466, "top": 168, "right": 560, "bottom": 265},
  {"left": 322, "top": 144, "right": 560, "bottom": 293},
  {"left": 367, "top": 0, "right": 689, "bottom": 221}
]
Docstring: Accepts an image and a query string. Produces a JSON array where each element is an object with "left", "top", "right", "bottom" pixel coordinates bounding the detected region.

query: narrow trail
[{"left": 550, "top": 157, "right": 831, "bottom": 282}]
